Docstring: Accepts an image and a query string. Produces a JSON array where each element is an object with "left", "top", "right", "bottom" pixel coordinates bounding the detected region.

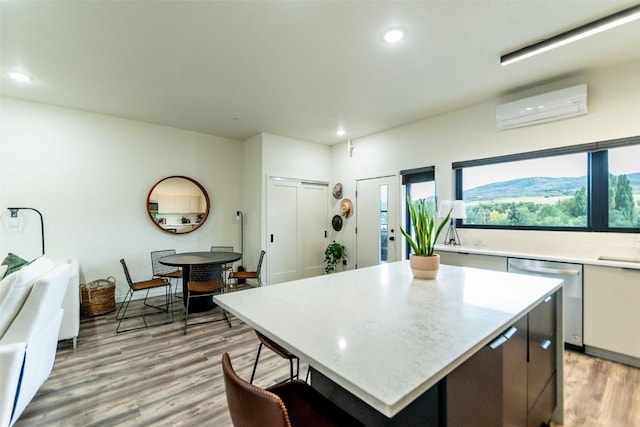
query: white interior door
[
  {"left": 267, "top": 178, "right": 328, "bottom": 284},
  {"left": 300, "top": 183, "right": 328, "bottom": 278},
  {"left": 267, "top": 180, "right": 299, "bottom": 284},
  {"left": 356, "top": 175, "right": 398, "bottom": 269}
]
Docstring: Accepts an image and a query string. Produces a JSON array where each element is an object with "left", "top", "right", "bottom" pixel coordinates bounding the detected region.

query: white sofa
[
  {"left": 0, "top": 257, "right": 72, "bottom": 427},
  {"left": 57, "top": 258, "right": 80, "bottom": 349}
]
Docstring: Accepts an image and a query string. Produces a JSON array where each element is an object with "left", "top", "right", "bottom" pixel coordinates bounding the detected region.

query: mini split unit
[{"left": 496, "top": 84, "right": 588, "bottom": 129}]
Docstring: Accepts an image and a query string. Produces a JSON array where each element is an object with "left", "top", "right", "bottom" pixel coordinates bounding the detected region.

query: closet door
[
  {"left": 299, "top": 183, "right": 328, "bottom": 278},
  {"left": 267, "top": 178, "right": 328, "bottom": 284},
  {"left": 267, "top": 180, "right": 300, "bottom": 284}
]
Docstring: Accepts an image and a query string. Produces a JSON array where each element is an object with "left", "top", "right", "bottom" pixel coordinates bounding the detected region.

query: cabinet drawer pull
[
  {"left": 503, "top": 326, "right": 518, "bottom": 340},
  {"left": 540, "top": 339, "right": 552, "bottom": 350},
  {"left": 489, "top": 335, "right": 508, "bottom": 350}
]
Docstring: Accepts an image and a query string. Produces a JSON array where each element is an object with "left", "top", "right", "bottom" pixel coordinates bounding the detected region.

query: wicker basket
[{"left": 80, "top": 277, "right": 116, "bottom": 317}]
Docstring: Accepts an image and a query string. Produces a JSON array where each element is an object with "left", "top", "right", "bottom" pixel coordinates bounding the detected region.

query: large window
[
  {"left": 454, "top": 137, "right": 640, "bottom": 232},
  {"left": 461, "top": 153, "right": 588, "bottom": 227}
]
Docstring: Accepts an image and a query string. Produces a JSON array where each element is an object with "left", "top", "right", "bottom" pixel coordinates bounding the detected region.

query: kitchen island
[{"left": 214, "top": 261, "right": 564, "bottom": 426}]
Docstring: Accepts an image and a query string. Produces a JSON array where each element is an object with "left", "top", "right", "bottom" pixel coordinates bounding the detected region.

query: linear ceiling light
[{"left": 501, "top": 4, "right": 640, "bottom": 66}]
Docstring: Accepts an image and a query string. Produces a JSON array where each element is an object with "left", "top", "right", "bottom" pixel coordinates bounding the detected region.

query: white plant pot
[{"left": 409, "top": 254, "right": 440, "bottom": 280}]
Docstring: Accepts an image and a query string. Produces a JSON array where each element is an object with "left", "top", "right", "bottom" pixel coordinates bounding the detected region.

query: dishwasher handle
[{"left": 509, "top": 262, "right": 580, "bottom": 276}]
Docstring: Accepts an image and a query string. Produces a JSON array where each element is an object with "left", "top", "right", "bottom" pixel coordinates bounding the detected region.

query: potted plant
[
  {"left": 324, "top": 241, "right": 347, "bottom": 274},
  {"left": 400, "top": 198, "right": 451, "bottom": 279}
]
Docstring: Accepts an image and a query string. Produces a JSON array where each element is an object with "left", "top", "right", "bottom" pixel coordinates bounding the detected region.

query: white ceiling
[{"left": 2, "top": 1, "right": 640, "bottom": 145}]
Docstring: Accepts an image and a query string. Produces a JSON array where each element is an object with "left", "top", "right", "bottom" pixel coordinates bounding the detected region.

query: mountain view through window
[{"left": 461, "top": 148, "right": 640, "bottom": 229}]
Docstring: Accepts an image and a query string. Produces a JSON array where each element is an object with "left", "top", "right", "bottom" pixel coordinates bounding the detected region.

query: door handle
[
  {"left": 509, "top": 263, "right": 580, "bottom": 276},
  {"left": 540, "top": 339, "right": 552, "bottom": 350},
  {"left": 389, "top": 236, "right": 395, "bottom": 241},
  {"left": 270, "top": 234, "right": 274, "bottom": 243}
]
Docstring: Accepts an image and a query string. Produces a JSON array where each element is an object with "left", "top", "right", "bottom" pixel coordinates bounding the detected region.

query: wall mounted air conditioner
[{"left": 496, "top": 84, "right": 588, "bottom": 129}]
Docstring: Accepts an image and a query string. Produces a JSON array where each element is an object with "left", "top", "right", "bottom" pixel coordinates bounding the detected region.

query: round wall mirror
[{"left": 147, "top": 176, "right": 210, "bottom": 234}]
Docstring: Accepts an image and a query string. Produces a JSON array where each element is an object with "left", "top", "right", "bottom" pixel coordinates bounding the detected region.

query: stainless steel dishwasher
[{"left": 507, "top": 258, "right": 583, "bottom": 350}]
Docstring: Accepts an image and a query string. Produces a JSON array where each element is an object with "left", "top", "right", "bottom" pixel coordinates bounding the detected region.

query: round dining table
[{"left": 159, "top": 251, "right": 242, "bottom": 312}]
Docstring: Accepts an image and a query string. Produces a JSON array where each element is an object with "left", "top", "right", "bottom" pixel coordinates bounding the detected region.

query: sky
[
  {"left": 608, "top": 145, "right": 640, "bottom": 175},
  {"left": 463, "top": 153, "right": 587, "bottom": 191}
]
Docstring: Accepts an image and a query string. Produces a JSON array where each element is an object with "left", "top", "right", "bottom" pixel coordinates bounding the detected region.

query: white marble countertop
[
  {"left": 435, "top": 244, "right": 640, "bottom": 270},
  {"left": 214, "top": 261, "right": 563, "bottom": 417}
]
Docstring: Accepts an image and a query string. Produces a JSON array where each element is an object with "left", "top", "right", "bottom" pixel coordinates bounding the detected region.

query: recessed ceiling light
[
  {"left": 336, "top": 129, "right": 346, "bottom": 137},
  {"left": 383, "top": 29, "right": 405, "bottom": 44},
  {"left": 8, "top": 71, "right": 31, "bottom": 82}
]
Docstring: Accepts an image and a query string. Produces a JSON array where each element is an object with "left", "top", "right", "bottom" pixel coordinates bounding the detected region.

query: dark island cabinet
[
  {"left": 446, "top": 292, "right": 557, "bottom": 427},
  {"left": 528, "top": 294, "right": 557, "bottom": 427},
  {"left": 446, "top": 316, "right": 528, "bottom": 426}
]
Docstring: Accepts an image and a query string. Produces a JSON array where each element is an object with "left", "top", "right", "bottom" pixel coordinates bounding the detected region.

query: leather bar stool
[{"left": 222, "top": 352, "right": 364, "bottom": 427}]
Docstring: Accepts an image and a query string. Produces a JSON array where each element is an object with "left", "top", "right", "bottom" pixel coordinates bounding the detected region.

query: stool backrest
[{"left": 222, "top": 352, "right": 291, "bottom": 427}]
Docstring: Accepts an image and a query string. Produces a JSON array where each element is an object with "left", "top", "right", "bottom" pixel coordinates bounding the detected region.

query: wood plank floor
[
  {"left": 16, "top": 297, "right": 640, "bottom": 426},
  {"left": 556, "top": 350, "right": 640, "bottom": 427}
]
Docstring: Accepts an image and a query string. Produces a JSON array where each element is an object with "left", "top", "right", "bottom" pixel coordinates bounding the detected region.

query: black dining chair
[
  {"left": 228, "top": 250, "right": 265, "bottom": 289},
  {"left": 184, "top": 263, "right": 231, "bottom": 335},
  {"left": 211, "top": 246, "right": 234, "bottom": 285},
  {"left": 151, "top": 249, "right": 183, "bottom": 299},
  {"left": 116, "top": 259, "right": 173, "bottom": 333}
]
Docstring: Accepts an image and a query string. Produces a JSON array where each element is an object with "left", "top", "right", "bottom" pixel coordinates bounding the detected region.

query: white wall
[
  {"left": 262, "top": 132, "right": 331, "bottom": 182},
  {"left": 331, "top": 60, "right": 640, "bottom": 265},
  {"left": 0, "top": 97, "right": 244, "bottom": 300},
  {"left": 242, "top": 134, "right": 263, "bottom": 272}
]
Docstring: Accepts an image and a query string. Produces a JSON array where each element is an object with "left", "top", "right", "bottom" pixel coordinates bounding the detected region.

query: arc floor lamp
[{"left": 4, "top": 207, "right": 45, "bottom": 256}]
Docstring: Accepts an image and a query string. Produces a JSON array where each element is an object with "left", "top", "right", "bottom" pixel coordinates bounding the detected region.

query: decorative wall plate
[
  {"left": 332, "top": 183, "right": 343, "bottom": 199},
  {"left": 332, "top": 215, "right": 343, "bottom": 231}
]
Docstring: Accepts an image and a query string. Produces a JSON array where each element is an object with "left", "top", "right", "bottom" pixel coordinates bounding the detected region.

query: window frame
[
  {"left": 453, "top": 136, "right": 640, "bottom": 233},
  {"left": 401, "top": 166, "right": 437, "bottom": 258}
]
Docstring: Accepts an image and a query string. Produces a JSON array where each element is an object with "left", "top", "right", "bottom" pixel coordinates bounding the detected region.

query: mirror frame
[{"left": 147, "top": 175, "right": 210, "bottom": 235}]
